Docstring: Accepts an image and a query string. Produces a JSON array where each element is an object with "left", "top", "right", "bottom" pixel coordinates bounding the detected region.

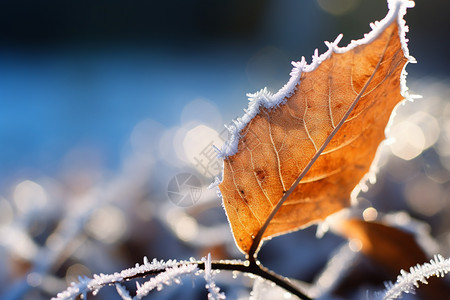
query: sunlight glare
[
  {"left": 183, "top": 124, "right": 222, "bottom": 176},
  {"left": 362, "top": 207, "right": 378, "bottom": 222},
  {"left": 349, "top": 238, "right": 362, "bottom": 252},
  {"left": 389, "top": 121, "right": 425, "bottom": 160},
  {"left": 14, "top": 180, "right": 48, "bottom": 214},
  {"left": 404, "top": 176, "right": 446, "bottom": 217},
  {"left": 85, "top": 206, "right": 127, "bottom": 244}
]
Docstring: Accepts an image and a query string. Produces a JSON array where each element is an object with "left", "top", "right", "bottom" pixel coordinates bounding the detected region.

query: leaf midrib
[{"left": 247, "top": 25, "right": 397, "bottom": 258}]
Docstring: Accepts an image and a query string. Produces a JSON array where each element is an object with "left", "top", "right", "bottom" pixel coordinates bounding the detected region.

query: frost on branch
[
  {"left": 53, "top": 254, "right": 230, "bottom": 300},
  {"left": 202, "top": 253, "right": 226, "bottom": 300},
  {"left": 134, "top": 263, "right": 198, "bottom": 299},
  {"left": 378, "top": 254, "right": 450, "bottom": 300},
  {"left": 52, "top": 257, "right": 198, "bottom": 300},
  {"left": 115, "top": 283, "right": 133, "bottom": 300}
]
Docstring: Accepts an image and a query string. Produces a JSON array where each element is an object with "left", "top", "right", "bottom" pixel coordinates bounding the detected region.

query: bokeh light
[
  {"left": 13, "top": 180, "right": 47, "bottom": 214},
  {"left": 404, "top": 174, "right": 447, "bottom": 217},
  {"left": 26, "top": 272, "right": 42, "bottom": 288},
  {"left": 65, "top": 264, "right": 92, "bottom": 285},
  {"left": 166, "top": 209, "right": 199, "bottom": 243},
  {"left": 362, "top": 207, "right": 378, "bottom": 222},
  {"left": 389, "top": 121, "right": 426, "bottom": 161},
  {"left": 85, "top": 206, "right": 127, "bottom": 244},
  {"left": 183, "top": 125, "right": 221, "bottom": 171},
  {"left": 0, "top": 197, "right": 13, "bottom": 226},
  {"left": 348, "top": 238, "right": 362, "bottom": 252}
]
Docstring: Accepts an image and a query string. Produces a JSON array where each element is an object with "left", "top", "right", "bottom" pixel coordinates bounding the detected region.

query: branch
[
  {"left": 380, "top": 254, "right": 450, "bottom": 300},
  {"left": 133, "top": 259, "right": 313, "bottom": 300},
  {"left": 53, "top": 257, "right": 312, "bottom": 300}
]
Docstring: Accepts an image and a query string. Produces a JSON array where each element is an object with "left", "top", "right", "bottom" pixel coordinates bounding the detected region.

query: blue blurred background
[{"left": 0, "top": 0, "right": 448, "bottom": 182}]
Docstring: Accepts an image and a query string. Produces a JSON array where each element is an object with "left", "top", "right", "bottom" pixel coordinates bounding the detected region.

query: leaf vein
[
  {"left": 264, "top": 110, "right": 287, "bottom": 192},
  {"left": 303, "top": 96, "right": 319, "bottom": 151},
  {"left": 227, "top": 159, "right": 264, "bottom": 226}
]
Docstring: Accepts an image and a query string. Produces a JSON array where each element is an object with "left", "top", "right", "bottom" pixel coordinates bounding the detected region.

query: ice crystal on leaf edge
[{"left": 214, "top": 0, "right": 415, "bottom": 162}]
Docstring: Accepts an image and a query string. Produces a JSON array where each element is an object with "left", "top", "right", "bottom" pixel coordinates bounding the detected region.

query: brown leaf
[
  {"left": 218, "top": 1, "right": 414, "bottom": 254},
  {"left": 335, "top": 219, "right": 427, "bottom": 275},
  {"left": 334, "top": 218, "right": 450, "bottom": 299}
]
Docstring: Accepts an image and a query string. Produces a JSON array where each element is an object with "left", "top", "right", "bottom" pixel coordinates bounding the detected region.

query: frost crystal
[
  {"left": 135, "top": 263, "right": 198, "bottom": 299},
  {"left": 115, "top": 283, "right": 133, "bottom": 300},
  {"left": 218, "top": 0, "right": 415, "bottom": 162},
  {"left": 51, "top": 276, "right": 91, "bottom": 300},
  {"left": 52, "top": 257, "right": 197, "bottom": 300},
  {"left": 379, "top": 254, "right": 450, "bottom": 300},
  {"left": 203, "top": 253, "right": 226, "bottom": 300}
]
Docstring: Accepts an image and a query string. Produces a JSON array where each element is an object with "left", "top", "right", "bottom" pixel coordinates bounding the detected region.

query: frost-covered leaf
[{"left": 218, "top": 0, "right": 415, "bottom": 254}]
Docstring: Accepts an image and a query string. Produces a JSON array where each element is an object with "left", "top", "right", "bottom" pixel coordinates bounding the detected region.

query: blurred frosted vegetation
[{"left": 0, "top": 0, "right": 449, "bottom": 299}]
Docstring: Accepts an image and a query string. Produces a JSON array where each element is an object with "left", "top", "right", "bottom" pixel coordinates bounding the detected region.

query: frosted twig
[
  {"left": 52, "top": 257, "right": 194, "bottom": 300},
  {"left": 203, "top": 253, "right": 226, "bottom": 300},
  {"left": 115, "top": 283, "right": 132, "bottom": 300},
  {"left": 379, "top": 254, "right": 450, "bottom": 300},
  {"left": 135, "top": 264, "right": 198, "bottom": 299}
]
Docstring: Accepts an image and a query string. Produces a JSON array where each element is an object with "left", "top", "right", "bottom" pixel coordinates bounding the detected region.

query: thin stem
[
  {"left": 244, "top": 261, "right": 312, "bottom": 300},
  {"left": 126, "top": 259, "right": 312, "bottom": 300},
  {"left": 203, "top": 260, "right": 312, "bottom": 300}
]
